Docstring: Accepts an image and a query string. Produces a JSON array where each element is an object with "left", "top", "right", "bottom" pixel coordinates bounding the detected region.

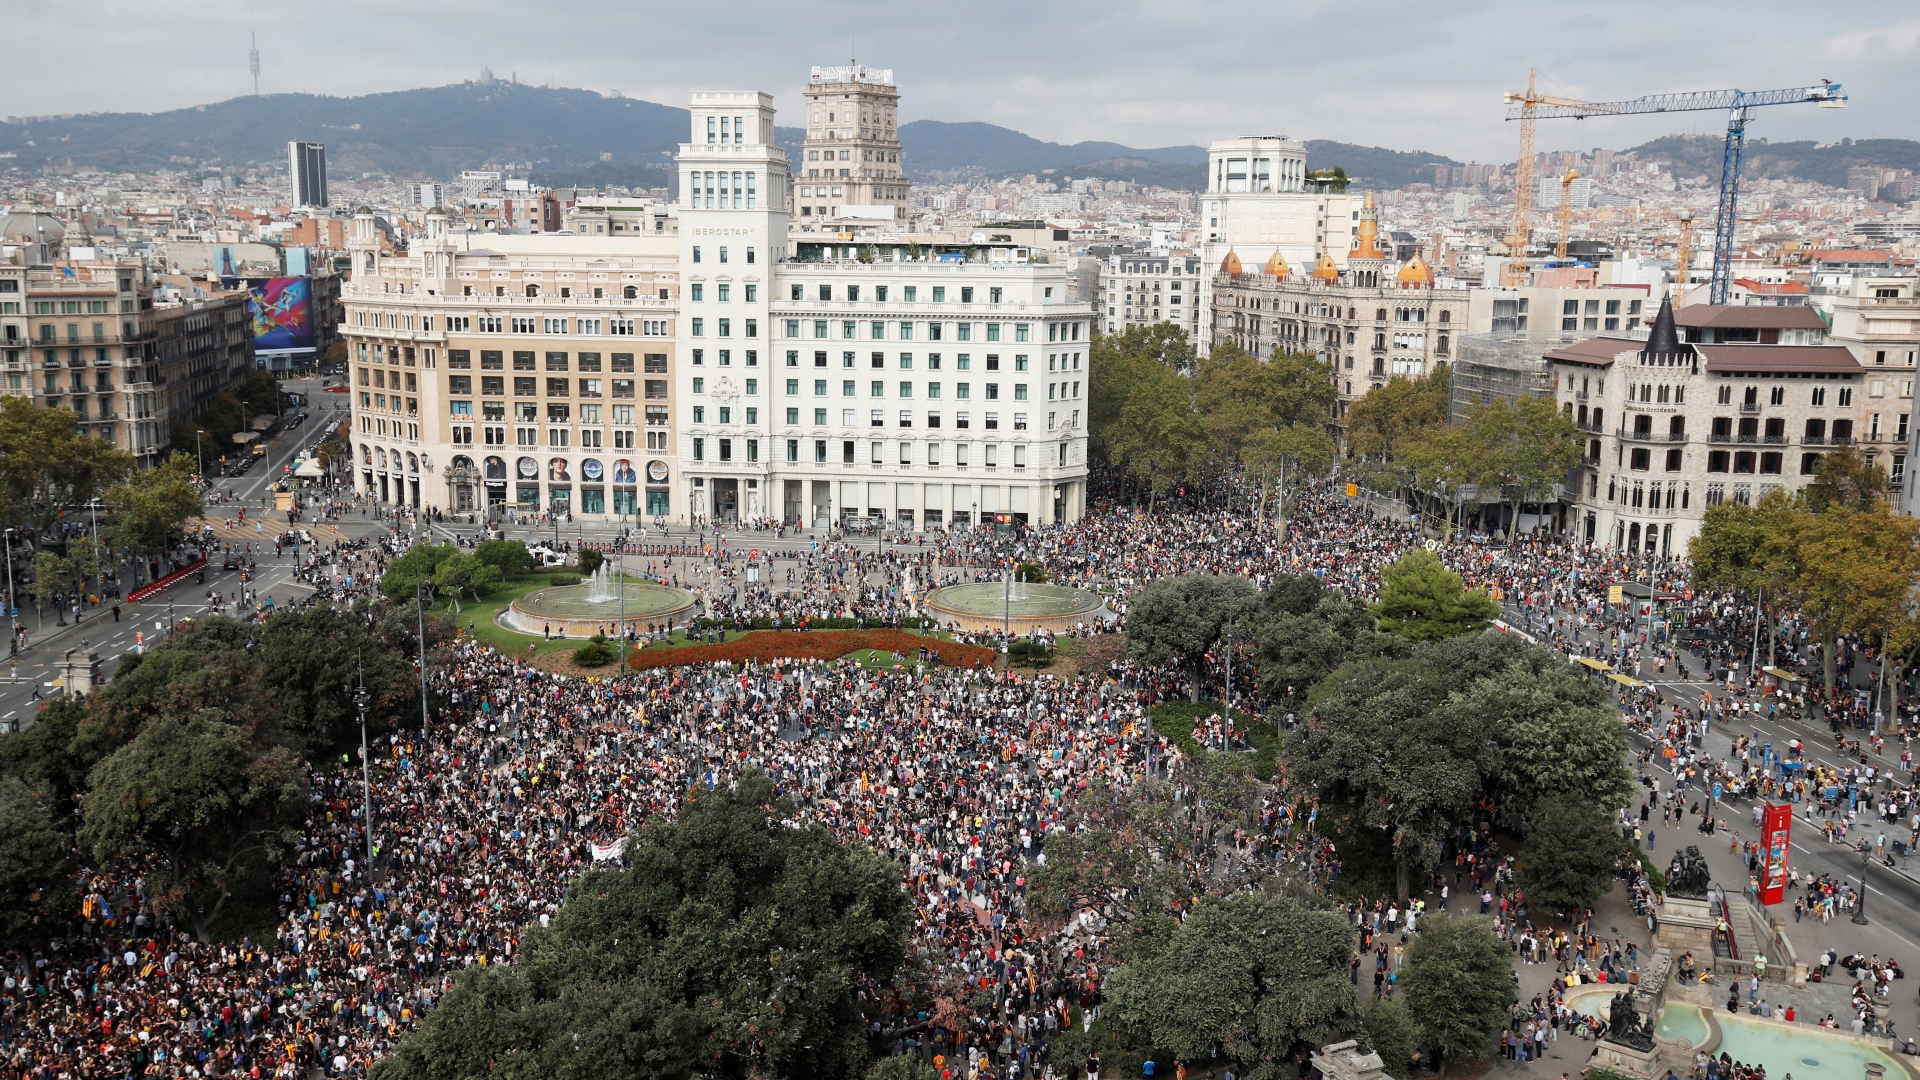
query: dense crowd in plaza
[{"left": 3, "top": 477, "right": 1914, "bottom": 1080}]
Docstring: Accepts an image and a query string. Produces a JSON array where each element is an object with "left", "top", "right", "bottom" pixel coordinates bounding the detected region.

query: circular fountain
[
  {"left": 923, "top": 578, "right": 1107, "bottom": 633},
  {"left": 505, "top": 564, "right": 696, "bottom": 638}
]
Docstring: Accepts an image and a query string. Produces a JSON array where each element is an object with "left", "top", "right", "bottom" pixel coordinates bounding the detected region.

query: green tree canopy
[
  {"left": 255, "top": 602, "right": 414, "bottom": 754},
  {"left": 1516, "top": 798, "right": 1626, "bottom": 916},
  {"left": 80, "top": 715, "right": 305, "bottom": 941},
  {"left": 104, "top": 453, "right": 204, "bottom": 555},
  {"left": 1253, "top": 585, "right": 1400, "bottom": 704},
  {"left": 0, "top": 775, "right": 77, "bottom": 948},
  {"left": 1104, "top": 893, "right": 1359, "bottom": 1080},
  {"left": 380, "top": 542, "right": 460, "bottom": 601},
  {"left": 1400, "top": 913, "right": 1516, "bottom": 1073},
  {"left": 1369, "top": 550, "right": 1500, "bottom": 641},
  {"left": 0, "top": 395, "right": 134, "bottom": 534},
  {"left": 1445, "top": 648, "right": 1635, "bottom": 817},
  {"left": 373, "top": 772, "right": 911, "bottom": 1080},
  {"left": 1804, "top": 444, "right": 1888, "bottom": 513},
  {"left": 475, "top": 538, "right": 536, "bottom": 578},
  {"left": 1125, "top": 573, "right": 1261, "bottom": 701}
]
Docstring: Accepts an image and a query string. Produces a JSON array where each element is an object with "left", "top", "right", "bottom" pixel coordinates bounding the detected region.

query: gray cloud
[{"left": 8, "top": 0, "right": 1915, "bottom": 160}]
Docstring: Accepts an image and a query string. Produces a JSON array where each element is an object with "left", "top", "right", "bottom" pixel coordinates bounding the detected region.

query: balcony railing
[
  {"left": 1762, "top": 435, "right": 1789, "bottom": 445},
  {"left": 1802, "top": 435, "right": 1826, "bottom": 445},
  {"left": 1740, "top": 401, "right": 1761, "bottom": 413}
]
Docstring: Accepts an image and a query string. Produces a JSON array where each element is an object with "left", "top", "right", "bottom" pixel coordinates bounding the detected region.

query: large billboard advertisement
[{"left": 247, "top": 277, "right": 314, "bottom": 352}]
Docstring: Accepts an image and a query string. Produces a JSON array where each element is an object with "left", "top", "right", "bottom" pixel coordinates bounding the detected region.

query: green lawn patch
[{"left": 1147, "top": 699, "right": 1282, "bottom": 778}]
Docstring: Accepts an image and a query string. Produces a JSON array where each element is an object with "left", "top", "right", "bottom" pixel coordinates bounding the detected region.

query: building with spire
[
  {"left": 1210, "top": 191, "right": 1465, "bottom": 418},
  {"left": 1544, "top": 296, "right": 1876, "bottom": 551},
  {"left": 795, "top": 64, "right": 909, "bottom": 225}
]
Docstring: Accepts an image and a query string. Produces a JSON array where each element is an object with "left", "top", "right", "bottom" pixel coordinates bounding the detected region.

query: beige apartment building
[
  {"left": 1549, "top": 300, "right": 1881, "bottom": 554},
  {"left": 1, "top": 216, "right": 251, "bottom": 468},
  {"left": 339, "top": 208, "right": 680, "bottom": 516},
  {"left": 795, "top": 64, "right": 909, "bottom": 224}
]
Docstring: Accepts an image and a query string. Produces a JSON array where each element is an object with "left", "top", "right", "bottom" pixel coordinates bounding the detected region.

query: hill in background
[
  {"left": 1624, "top": 135, "right": 1920, "bottom": 190},
  {"left": 6, "top": 83, "right": 1908, "bottom": 197}
]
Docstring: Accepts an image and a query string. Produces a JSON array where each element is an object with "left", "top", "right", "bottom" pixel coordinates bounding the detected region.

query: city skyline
[{"left": 7, "top": 1, "right": 1920, "bottom": 162}]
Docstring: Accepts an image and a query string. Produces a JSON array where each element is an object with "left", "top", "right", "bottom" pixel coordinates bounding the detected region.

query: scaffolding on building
[{"left": 1448, "top": 334, "right": 1566, "bottom": 424}]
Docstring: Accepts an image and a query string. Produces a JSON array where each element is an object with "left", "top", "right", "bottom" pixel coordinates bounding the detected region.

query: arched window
[
  {"left": 1375, "top": 308, "right": 1387, "bottom": 321},
  {"left": 1438, "top": 310, "right": 1451, "bottom": 323},
  {"left": 623, "top": 286, "right": 638, "bottom": 299},
  {"left": 525, "top": 284, "right": 540, "bottom": 298}
]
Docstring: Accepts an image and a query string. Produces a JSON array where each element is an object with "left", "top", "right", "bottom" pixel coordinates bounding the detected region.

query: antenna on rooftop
[{"left": 249, "top": 31, "right": 260, "bottom": 96}]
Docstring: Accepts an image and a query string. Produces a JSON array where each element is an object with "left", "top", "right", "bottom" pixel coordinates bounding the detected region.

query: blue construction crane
[{"left": 1505, "top": 80, "right": 1847, "bottom": 305}]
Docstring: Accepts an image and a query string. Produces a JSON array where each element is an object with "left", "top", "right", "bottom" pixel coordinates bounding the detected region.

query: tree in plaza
[
  {"left": 1397, "top": 420, "right": 1497, "bottom": 540},
  {"left": 68, "top": 616, "right": 262, "bottom": 763},
  {"left": 1125, "top": 573, "right": 1262, "bottom": 702},
  {"left": 1450, "top": 647, "right": 1635, "bottom": 818},
  {"left": 431, "top": 551, "right": 503, "bottom": 601},
  {"left": 28, "top": 550, "right": 72, "bottom": 620},
  {"left": 1515, "top": 797, "right": 1626, "bottom": 917},
  {"left": 867, "top": 1057, "right": 941, "bottom": 1080},
  {"left": 373, "top": 772, "right": 911, "bottom": 1080},
  {"left": 1089, "top": 323, "right": 1196, "bottom": 461},
  {"left": 475, "top": 537, "right": 536, "bottom": 578},
  {"left": 0, "top": 396, "right": 134, "bottom": 535},
  {"left": 1108, "top": 362, "right": 1208, "bottom": 510},
  {"left": 0, "top": 775, "right": 78, "bottom": 948},
  {"left": 65, "top": 534, "right": 106, "bottom": 604},
  {"left": 1253, "top": 585, "right": 1401, "bottom": 706},
  {"left": 1285, "top": 654, "right": 1497, "bottom": 900},
  {"left": 1103, "top": 893, "right": 1359, "bottom": 1080},
  {"left": 1341, "top": 369, "right": 1449, "bottom": 467},
  {"left": 1399, "top": 912, "right": 1516, "bottom": 1075},
  {"left": 1363, "top": 998, "right": 1420, "bottom": 1080},
  {"left": 1804, "top": 445, "right": 1888, "bottom": 513},
  {"left": 1781, "top": 500, "right": 1920, "bottom": 709},
  {"left": 1244, "top": 422, "right": 1338, "bottom": 533},
  {"left": 255, "top": 602, "right": 413, "bottom": 755},
  {"left": 103, "top": 453, "right": 204, "bottom": 556},
  {"left": 379, "top": 542, "right": 460, "bottom": 601},
  {"left": 0, "top": 693, "right": 92, "bottom": 815},
  {"left": 1028, "top": 779, "right": 1195, "bottom": 924},
  {"left": 80, "top": 715, "right": 305, "bottom": 942},
  {"left": 576, "top": 547, "right": 606, "bottom": 575},
  {"left": 1368, "top": 549, "right": 1499, "bottom": 642},
  {"left": 1476, "top": 394, "right": 1583, "bottom": 537}
]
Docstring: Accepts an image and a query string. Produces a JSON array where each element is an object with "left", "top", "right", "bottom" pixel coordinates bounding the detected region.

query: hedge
[
  {"left": 689, "top": 615, "right": 942, "bottom": 632},
  {"left": 626, "top": 629, "right": 996, "bottom": 671}
]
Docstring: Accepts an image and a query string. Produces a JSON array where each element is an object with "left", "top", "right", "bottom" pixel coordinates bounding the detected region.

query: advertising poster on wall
[{"left": 248, "top": 277, "right": 314, "bottom": 352}]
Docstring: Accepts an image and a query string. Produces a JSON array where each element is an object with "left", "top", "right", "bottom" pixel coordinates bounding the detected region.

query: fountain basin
[
  {"left": 1564, "top": 984, "right": 1916, "bottom": 1080},
  {"left": 923, "top": 582, "right": 1106, "bottom": 634},
  {"left": 504, "top": 576, "right": 696, "bottom": 639}
]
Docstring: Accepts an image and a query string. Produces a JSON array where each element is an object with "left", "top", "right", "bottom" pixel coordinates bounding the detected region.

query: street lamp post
[
  {"left": 355, "top": 657, "right": 374, "bottom": 868},
  {"left": 415, "top": 580, "right": 432, "bottom": 730}
]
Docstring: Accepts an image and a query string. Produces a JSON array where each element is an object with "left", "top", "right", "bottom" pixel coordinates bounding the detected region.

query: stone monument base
[{"left": 1590, "top": 1039, "right": 1660, "bottom": 1080}]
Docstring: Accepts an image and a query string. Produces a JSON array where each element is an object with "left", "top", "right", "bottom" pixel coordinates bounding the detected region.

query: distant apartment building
[
  {"left": 410, "top": 182, "right": 446, "bottom": 209},
  {"left": 563, "top": 196, "right": 675, "bottom": 237},
  {"left": 1099, "top": 252, "right": 1202, "bottom": 339},
  {"left": 288, "top": 141, "right": 329, "bottom": 208},
  {"left": 795, "top": 64, "right": 909, "bottom": 224},
  {"left": 284, "top": 217, "right": 346, "bottom": 252},
  {"left": 0, "top": 215, "right": 253, "bottom": 467},
  {"left": 1195, "top": 135, "right": 1358, "bottom": 352},
  {"left": 1210, "top": 193, "right": 1461, "bottom": 414}
]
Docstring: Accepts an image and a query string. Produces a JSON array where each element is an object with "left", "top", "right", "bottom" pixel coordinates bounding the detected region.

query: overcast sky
[{"left": 10, "top": 0, "right": 1919, "bottom": 161}]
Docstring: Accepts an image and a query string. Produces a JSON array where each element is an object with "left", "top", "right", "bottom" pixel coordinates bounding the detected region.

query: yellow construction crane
[
  {"left": 1674, "top": 210, "right": 1695, "bottom": 303},
  {"left": 1555, "top": 169, "right": 1579, "bottom": 261},
  {"left": 1501, "top": 70, "right": 1607, "bottom": 285}
]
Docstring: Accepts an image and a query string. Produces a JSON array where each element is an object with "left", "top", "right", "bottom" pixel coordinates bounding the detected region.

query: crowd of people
[{"left": 4, "top": 477, "right": 1918, "bottom": 1080}]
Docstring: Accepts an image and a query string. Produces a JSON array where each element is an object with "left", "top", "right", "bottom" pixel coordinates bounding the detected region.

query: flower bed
[{"left": 626, "top": 629, "right": 997, "bottom": 671}]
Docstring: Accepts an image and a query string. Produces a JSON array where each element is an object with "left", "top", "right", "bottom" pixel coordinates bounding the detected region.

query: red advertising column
[{"left": 1761, "top": 803, "right": 1792, "bottom": 905}]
